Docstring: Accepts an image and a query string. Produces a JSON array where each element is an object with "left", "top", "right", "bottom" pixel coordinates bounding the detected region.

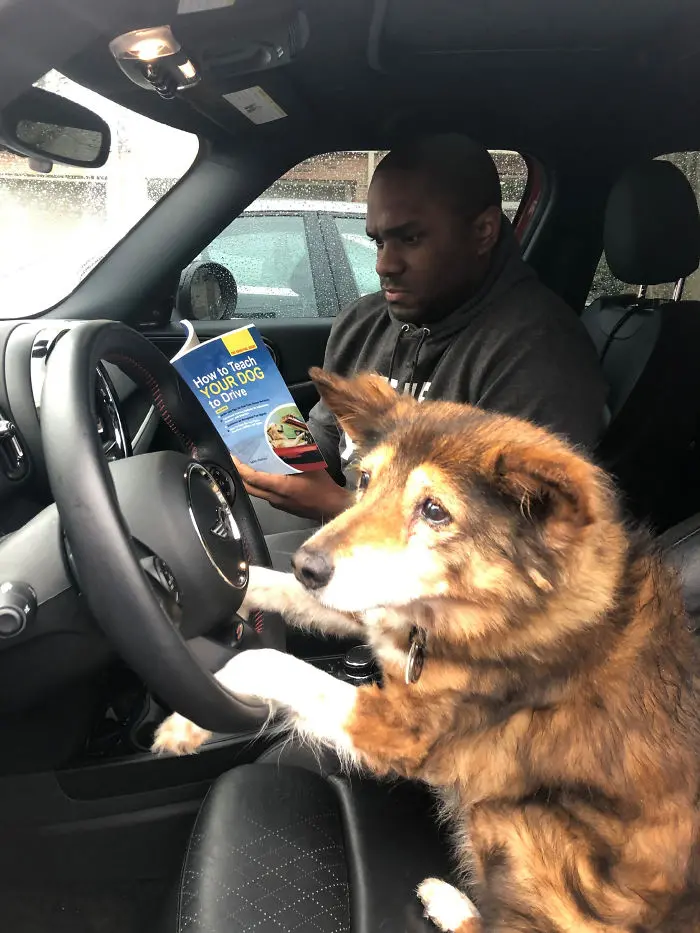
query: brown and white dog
[{"left": 154, "top": 368, "right": 700, "bottom": 932}]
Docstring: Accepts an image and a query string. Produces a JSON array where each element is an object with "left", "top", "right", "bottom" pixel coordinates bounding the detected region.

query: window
[
  {"left": 200, "top": 214, "right": 315, "bottom": 319},
  {"left": 188, "top": 149, "right": 528, "bottom": 320},
  {"left": 333, "top": 215, "right": 380, "bottom": 297},
  {"left": 0, "top": 71, "right": 199, "bottom": 319},
  {"left": 587, "top": 152, "right": 700, "bottom": 305}
]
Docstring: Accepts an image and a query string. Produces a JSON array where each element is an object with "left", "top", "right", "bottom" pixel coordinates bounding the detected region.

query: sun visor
[{"left": 367, "top": 0, "right": 694, "bottom": 73}]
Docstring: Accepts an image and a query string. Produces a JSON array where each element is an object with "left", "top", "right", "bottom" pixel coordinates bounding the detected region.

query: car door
[{"left": 316, "top": 211, "right": 379, "bottom": 309}]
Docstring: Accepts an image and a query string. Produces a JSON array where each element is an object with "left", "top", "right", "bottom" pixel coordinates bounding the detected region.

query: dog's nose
[{"left": 292, "top": 547, "right": 334, "bottom": 590}]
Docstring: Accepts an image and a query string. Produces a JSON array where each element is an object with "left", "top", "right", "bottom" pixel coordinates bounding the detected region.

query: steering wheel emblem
[
  {"left": 185, "top": 462, "right": 247, "bottom": 588},
  {"left": 210, "top": 507, "right": 232, "bottom": 541}
]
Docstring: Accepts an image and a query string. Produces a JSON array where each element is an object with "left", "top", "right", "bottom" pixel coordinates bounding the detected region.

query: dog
[
  {"left": 266, "top": 421, "right": 308, "bottom": 448},
  {"left": 154, "top": 368, "right": 700, "bottom": 932}
]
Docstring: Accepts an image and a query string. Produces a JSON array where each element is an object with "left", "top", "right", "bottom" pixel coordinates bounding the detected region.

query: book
[{"left": 171, "top": 321, "right": 327, "bottom": 475}]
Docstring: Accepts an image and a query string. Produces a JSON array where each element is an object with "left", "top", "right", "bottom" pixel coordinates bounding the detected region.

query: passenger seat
[{"left": 582, "top": 160, "right": 700, "bottom": 531}]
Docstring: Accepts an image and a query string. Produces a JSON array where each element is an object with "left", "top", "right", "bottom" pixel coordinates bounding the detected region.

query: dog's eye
[
  {"left": 420, "top": 498, "right": 451, "bottom": 526},
  {"left": 358, "top": 471, "right": 370, "bottom": 492}
]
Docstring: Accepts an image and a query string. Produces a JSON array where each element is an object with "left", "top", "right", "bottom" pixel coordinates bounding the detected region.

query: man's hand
[{"left": 233, "top": 458, "right": 352, "bottom": 521}]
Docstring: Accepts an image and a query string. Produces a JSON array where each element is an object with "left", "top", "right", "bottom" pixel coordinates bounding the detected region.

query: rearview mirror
[{"left": 0, "top": 86, "right": 110, "bottom": 169}]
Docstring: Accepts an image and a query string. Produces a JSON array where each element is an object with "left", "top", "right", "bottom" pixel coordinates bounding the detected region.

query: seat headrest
[{"left": 604, "top": 160, "right": 700, "bottom": 286}]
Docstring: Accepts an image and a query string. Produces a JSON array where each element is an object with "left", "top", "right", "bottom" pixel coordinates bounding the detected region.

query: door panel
[{"left": 146, "top": 317, "right": 332, "bottom": 416}]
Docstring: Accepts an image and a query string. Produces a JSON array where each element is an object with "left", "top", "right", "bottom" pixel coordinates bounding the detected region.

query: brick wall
[{"left": 267, "top": 150, "right": 528, "bottom": 205}]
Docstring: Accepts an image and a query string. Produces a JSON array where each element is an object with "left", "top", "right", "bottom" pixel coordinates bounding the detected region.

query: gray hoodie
[{"left": 308, "top": 225, "right": 607, "bottom": 485}]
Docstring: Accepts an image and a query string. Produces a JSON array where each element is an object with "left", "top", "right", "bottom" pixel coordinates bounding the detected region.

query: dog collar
[{"left": 405, "top": 626, "right": 427, "bottom": 685}]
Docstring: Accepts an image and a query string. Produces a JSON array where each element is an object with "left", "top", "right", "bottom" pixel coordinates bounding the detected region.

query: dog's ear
[
  {"left": 493, "top": 444, "right": 595, "bottom": 531},
  {"left": 310, "top": 368, "right": 409, "bottom": 443}
]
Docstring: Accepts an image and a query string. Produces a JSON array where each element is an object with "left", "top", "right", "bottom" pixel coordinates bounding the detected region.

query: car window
[
  {"left": 183, "top": 149, "right": 528, "bottom": 321},
  {"left": 0, "top": 71, "right": 198, "bottom": 318},
  {"left": 332, "top": 216, "right": 380, "bottom": 296},
  {"left": 199, "top": 214, "right": 315, "bottom": 319},
  {"left": 587, "top": 152, "right": 700, "bottom": 304}
]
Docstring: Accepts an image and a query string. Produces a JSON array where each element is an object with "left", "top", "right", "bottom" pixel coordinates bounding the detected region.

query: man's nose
[
  {"left": 292, "top": 547, "right": 335, "bottom": 590},
  {"left": 376, "top": 243, "right": 404, "bottom": 278}
]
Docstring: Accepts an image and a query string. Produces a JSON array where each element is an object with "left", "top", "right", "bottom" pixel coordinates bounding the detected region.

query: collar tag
[{"left": 405, "top": 626, "right": 427, "bottom": 685}]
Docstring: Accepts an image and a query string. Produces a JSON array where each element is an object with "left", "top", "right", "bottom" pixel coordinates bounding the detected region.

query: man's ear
[
  {"left": 493, "top": 444, "right": 595, "bottom": 531},
  {"left": 473, "top": 206, "right": 502, "bottom": 258},
  {"left": 310, "top": 367, "right": 409, "bottom": 443}
]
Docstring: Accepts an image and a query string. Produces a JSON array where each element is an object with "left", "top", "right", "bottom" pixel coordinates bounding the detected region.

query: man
[{"left": 236, "top": 134, "right": 607, "bottom": 568}]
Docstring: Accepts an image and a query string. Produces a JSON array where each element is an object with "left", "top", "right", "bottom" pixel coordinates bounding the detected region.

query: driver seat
[
  {"left": 165, "top": 513, "right": 700, "bottom": 933},
  {"left": 168, "top": 744, "right": 449, "bottom": 932}
]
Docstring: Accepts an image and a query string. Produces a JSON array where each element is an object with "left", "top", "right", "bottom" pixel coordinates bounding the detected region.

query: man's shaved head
[
  {"left": 374, "top": 134, "right": 502, "bottom": 218},
  {"left": 367, "top": 134, "right": 504, "bottom": 324}
]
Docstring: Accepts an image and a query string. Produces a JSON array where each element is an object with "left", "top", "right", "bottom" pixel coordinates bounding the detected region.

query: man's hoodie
[{"left": 308, "top": 223, "right": 607, "bottom": 485}]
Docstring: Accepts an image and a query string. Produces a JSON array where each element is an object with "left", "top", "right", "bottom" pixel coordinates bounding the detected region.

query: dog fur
[{"left": 153, "top": 368, "right": 700, "bottom": 932}]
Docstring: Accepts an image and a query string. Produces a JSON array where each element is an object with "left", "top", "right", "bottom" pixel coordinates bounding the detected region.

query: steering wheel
[{"left": 40, "top": 321, "right": 284, "bottom": 734}]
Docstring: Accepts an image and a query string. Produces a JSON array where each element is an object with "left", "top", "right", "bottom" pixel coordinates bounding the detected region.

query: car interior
[{"left": 3, "top": 0, "right": 700, "bottom": 930}]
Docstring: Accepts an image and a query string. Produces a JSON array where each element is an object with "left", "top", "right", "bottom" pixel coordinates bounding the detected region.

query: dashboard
[{"left": 0, "top": 319, "right": 157, "bottom": 537}]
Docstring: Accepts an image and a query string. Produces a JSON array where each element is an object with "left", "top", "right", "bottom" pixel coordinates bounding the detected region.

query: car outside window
[
  {"left": 200, "top": 213, "right": 315, "bottom": 318},
  {"left": 332, "top": 216, "right": 379, "bottom": 297}
]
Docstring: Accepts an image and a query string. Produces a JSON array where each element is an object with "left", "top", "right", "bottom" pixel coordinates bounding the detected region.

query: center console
[{"left": 311, "top": 644, "right": 381, "bottom": 685}]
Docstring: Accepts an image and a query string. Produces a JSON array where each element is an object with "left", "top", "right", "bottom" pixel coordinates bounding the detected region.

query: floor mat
[{"left": 0, "top": 880, "right": 166, "bottom": 933}]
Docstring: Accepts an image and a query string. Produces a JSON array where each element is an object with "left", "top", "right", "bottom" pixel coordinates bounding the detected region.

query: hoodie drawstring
[
  {"left": 408, "top": 327, "right": 430, "bottom": 387},
  {"left": 388, "top": 324, "right": 430, "bottom": 388},
  {"left": 388, "top": 324, "right": 431, "bottom": 393},
  {"left": 388, "top": 323, "right": 410, "bottom": 385}
]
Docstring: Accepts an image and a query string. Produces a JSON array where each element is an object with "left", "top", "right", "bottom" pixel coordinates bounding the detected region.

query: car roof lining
[{"left": 0, "top": 0, "right": 694, "bottom": 172}]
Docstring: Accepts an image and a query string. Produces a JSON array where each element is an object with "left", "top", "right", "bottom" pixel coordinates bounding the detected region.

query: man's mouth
[{"left": 382, "top": 285, "right": 410, "bottom": 303}]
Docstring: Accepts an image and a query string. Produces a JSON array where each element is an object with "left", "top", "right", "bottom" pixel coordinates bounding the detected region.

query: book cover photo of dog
[{"left": 154, "top": 367, "right": 700, "bottom": 933}]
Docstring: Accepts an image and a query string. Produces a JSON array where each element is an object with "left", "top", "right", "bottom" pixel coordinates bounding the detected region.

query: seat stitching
[{"left": 176, "top": 783, "right": 216, "bottom": 932}]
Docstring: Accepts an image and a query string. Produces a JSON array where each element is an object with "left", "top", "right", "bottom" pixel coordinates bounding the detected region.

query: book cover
[{"left": 171, "top": 321, "right": 327, "bottom": 475}]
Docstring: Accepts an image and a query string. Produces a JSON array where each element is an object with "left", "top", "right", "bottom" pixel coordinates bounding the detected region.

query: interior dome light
[
  {"left": 108, "top": 26, "right": 200, "bottom": 99},
  {"left": 109, "top": 27, "right": 181, "bottom": 63},
  {"left": 178, "top": 60, "right": 197, "bottom": 80}
]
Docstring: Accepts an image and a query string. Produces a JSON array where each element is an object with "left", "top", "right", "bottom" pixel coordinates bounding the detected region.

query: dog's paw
[
  {"left": 239, "top": 566, "right": 290, "bottom": 617},
  {"left": 151, "top": 713, "right": 212, "bottom": 756},
  {"left": 417, "top": 878, "right": 480, "bottom": 932},
  {"left": 217, "top": 648, "right": 296, "bottom": 706}
]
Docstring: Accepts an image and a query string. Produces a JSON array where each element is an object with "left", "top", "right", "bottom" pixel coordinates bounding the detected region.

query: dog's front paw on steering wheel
[{"left": 152, "top": 712, "right": 212, "bottom": 756}]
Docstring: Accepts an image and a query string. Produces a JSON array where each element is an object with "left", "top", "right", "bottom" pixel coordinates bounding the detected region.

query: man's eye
[
  {"left": 358, "top": 471, "right": 370, "bottom": 492},
  {"left": 403, "top": 234, "right": 421, "bottom": 245},
  {"left": 420, "top": 498, "right": 451, "bottom": 526}
]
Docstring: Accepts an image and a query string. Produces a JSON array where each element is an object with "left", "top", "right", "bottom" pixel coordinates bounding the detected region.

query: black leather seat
[
  {"left": 659, "top": 514, "right": 700, "bottom": 626},
  {"left": 168, "top": 514, "right": 700, "bottom": 933},
  {"left": 171, "top": 749, "right": 453, "bottom": 933},
  {"left": 582, "top": 160, "right": 700, "bottom": 531}
]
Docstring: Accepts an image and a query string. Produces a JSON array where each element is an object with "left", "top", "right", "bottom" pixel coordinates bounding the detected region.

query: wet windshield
[{"left": 0, "top": 71, "right": 198, "bottom": 319}]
